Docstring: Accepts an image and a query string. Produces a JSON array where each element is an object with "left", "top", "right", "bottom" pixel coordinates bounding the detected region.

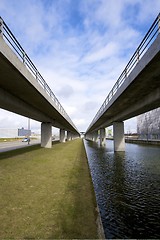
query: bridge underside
[
  {"left": 0, "top": 38, "right": 77, "bottom": 133},
  {"left": 85, "top": 34, "right": 160, "bottom": 151},
  {"left": 0, "top": 35, "right": 79, "bottom": 148},
  {"left": 88, "top": 35, "right": 160, "bottom": 133}
]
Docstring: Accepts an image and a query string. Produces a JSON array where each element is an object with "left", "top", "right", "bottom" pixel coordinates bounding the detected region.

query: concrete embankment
[
  {"left": 107, "top": 137, "right": 160, "bottom": 146},
  {"left": 83, "top": 139, "right": 105, "bottom": 239},
  {"left": 125, "top": 138, "right": 160, "bottom": 146}
]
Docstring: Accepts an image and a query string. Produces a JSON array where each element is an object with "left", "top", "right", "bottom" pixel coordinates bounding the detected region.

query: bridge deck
[
  {"left": 0, "top": 36, "right": 78, "bottom": 133},
  {"left": 87, "top": 33, "right": 160, "bottom": 133}
]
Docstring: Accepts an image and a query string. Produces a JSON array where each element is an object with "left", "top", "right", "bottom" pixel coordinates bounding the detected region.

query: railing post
[
  {"left": 44, "top": 81, "right": 46, "bottom": 90},
  {"left": 137, "top": 48, "right": 140, "bottom": 62},
  {"left": 0, "top": 17, "right": 3, "bottom": 37},
  {"left": 158, "top": 14, "right": 160, "bottom": 33},
  {"left": 36, "top": 70, "right": 38, "bottom": 80},
  {"left": 116, "top": 80, "right": 119, "bottom": 90},
  {"left": 111, "top": 88, "right": 113, "bottom": 96},
  {"left": 124, "top": 68, "right": 127, "bottom": 78},
  {"left": 23, "top": 51, "right": 26, "bottom": 64},
  {"left": 107, "top": 95, "right": 109, "bottom": 104}
]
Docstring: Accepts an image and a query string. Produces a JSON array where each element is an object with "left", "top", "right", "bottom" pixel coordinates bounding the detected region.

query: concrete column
[
  {"left": 41, "top": 122, "right": 52, "bottom": 148},
  {"left": 91, "top": 134, "right": 94, "bottom": 141},
  {"left": 60, "top": 129, "right": 65, "bottom": 143},
  {"left": 67, "top": 131, "right": 71, "bottom": 141},
  {"left": 113, "top": 122, "right": 125, "bottom": 151},
  {"left": 89, "top": 133, "right": 92, "bottom": 141},
  {"left": 86, "top": 134, "right": 91, "bottom": 140},
  {"left": 100, "top": 128, "right": 106, "bottom": 146},
  {"left": 71, "top": 133, "right": 74, "bottom": 140},
  {"left": 93, "top": 131, "right": 98, "bottom": 142},
  {"left": 88, "top": 134, "right": 92, "bottom": 141},
  {"left": 75, "top": 134, "right": 79, "bottom": 139},
  {"left": 72, "top": 134, "right": 76, "bottom": 140},
  {"left": 70, "top": 133, "right": 73, "bottom": 140}
]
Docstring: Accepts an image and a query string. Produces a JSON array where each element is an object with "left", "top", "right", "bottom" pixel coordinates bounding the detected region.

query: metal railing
[
  {"left": 0, "top": 16, "right": 78, "bottom": 132},
  {"left": 87, "top": 13, "right": 160, "bottom": 132}
]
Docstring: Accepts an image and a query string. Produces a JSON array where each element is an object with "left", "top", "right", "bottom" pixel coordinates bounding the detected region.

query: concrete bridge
[
  {"left": 85, "top": 14, "right": 160, "bottom": 151},
  {"left": 0, "top": 17, "right": 80, "bottom": 148}
]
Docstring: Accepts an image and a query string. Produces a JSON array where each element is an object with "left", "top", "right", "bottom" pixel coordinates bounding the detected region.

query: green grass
[
  {"left": 0, "top": 139, "right": 99, "bottom": 239},
  {"left": 0, "top": 138, "right": 20, "bottom": 142},
  {"left": 0, "top": 137, "right": 37, "bottom": 142}
]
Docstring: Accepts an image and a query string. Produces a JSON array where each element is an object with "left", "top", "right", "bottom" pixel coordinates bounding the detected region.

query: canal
[{"left": 84, "top": 139, "right": 160, "bottom": 239}]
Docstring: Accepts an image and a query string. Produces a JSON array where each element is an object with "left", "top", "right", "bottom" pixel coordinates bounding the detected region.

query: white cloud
[
  {"left": 83, "top": 42, "right": 119, "bottom": 63},
  {"left": 0, "top": 0, "right": 159, "bottom": 133},
  {"left": 63, "top": 105, "right": 77, "bottom": 116},
  {"left": 0, "top": 109, "right": 40, "bottom": 132}
]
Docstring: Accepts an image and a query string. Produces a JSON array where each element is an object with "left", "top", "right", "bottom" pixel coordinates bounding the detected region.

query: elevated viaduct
[
  {"left": 85, "top": 14, "right": 160, "bottom": 151},
  {"left": 0, "top": 17, "right": 79, "bottom": 148}
]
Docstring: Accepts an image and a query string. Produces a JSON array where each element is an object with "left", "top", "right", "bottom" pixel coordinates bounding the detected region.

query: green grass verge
[
  {"left": 0, "top": 138, "right": 20, "bottom": 142},
  {"left": 0, "top": 137, "right": 37, "bottom": 142},
  {"left": 0, "top": 139, "right": 99, "bottom": 239}
]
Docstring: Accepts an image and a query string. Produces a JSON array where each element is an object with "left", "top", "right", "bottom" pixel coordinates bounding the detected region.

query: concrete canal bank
[{"left": 125, "top": 138, "right": 160, "bottom": 145}]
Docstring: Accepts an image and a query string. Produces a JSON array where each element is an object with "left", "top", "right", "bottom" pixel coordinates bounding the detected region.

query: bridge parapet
[
  {"left": 0, "top": 16, "right": 78, "bottom": 133},
  {"left": 87, "top": 13, "right": 160, "bottom": 133}
]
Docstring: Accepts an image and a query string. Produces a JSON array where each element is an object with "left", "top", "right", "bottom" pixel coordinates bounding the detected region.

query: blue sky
[{"left": 0, "top": 0, "right": 160, "bottom": 133}]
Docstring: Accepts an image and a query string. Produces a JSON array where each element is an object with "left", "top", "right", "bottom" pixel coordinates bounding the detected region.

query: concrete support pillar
[
  {"left": 72, "top": 134, "right": 78, "bottom": 140},
  {"left": 93, "top": 131, "right": 98, "bottom": 142},
  {"left": 100, "top": 128, "right": 106, "bottom": 146},
  {"left": 70, "top": 133, "right": 73, "bottom": 140},
  {"left": 89, "top": 133, "right": 93, "bottom": 141},
  {"left": 60, "top": 129, "right": 65, "bottom": 143},
  {"left": 75, "top": 134, "right": 79, "bottom": 139},
  {"left": 67, "top": 131, "right": 71, "bottom": 141},
  {"left": 90, "top": 133, "right": 93, "bottom": 141},
  {"left": 41, "top": 122, "right": 52, "bottom": 148},
  {"left": 113, "top": 122, "right": 125, "bottom": 151},
  {"left": 86, "top": 133, "right": 92, "bottom": 140},
  {"left": 71, "top": 133, "right": 74, "bottom": 140}
]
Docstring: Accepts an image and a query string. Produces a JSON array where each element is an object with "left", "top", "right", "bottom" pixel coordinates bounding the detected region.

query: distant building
[
  {"left": 0, "top": 128, "right": 18, "bottom": 138},
  {"left": 80, "top": 132, "right": 85, "bottom": 138},
  {"left": 137, "top": 108, "right": 160, "bottom": 140},
  {"left": 0, "top": 127, "right": 31, "bottom": 138},
  {"left": 18, "top": 128, "right": 31, "bottom": 137}
]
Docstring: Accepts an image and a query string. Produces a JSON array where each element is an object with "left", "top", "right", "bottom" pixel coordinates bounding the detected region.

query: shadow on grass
[
  {"left": 0, "top": 144, "right": 41, "bottom": 160},
  {"left": 50, "top": 140, "right": 99, "bottom": 239},
  {"left": 0, "top": 139, "right": 100, "bottom": 238},
  {"left": 0, "top": 140, "right": 60, "bottom": 161}
]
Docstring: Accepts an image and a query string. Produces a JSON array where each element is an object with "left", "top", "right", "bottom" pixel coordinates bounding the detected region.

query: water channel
[{"left": 84, "top": 139, "right": 160, "bottom": 239}]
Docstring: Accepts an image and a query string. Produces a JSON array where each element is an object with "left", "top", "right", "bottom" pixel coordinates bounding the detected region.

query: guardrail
[
  {"left": 0, "top": 16, "right": 78, "bottom": 132},
  {"left": 87, "top": 13, "right": 160, "bottom": 132}
]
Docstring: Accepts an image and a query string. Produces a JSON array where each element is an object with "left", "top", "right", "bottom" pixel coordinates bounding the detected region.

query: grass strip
[{"left": 0, "top": 139, "right": 99, "bottom": 239}]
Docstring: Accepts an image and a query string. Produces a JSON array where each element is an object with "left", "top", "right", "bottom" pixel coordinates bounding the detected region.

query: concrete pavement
[{"left": 0, "top": 139, "right": 40, "bottom": 152}]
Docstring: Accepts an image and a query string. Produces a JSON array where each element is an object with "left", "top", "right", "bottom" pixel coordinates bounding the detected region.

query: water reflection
[{"left": 84, "top": 139, "right": 160, "bottom": 239}]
